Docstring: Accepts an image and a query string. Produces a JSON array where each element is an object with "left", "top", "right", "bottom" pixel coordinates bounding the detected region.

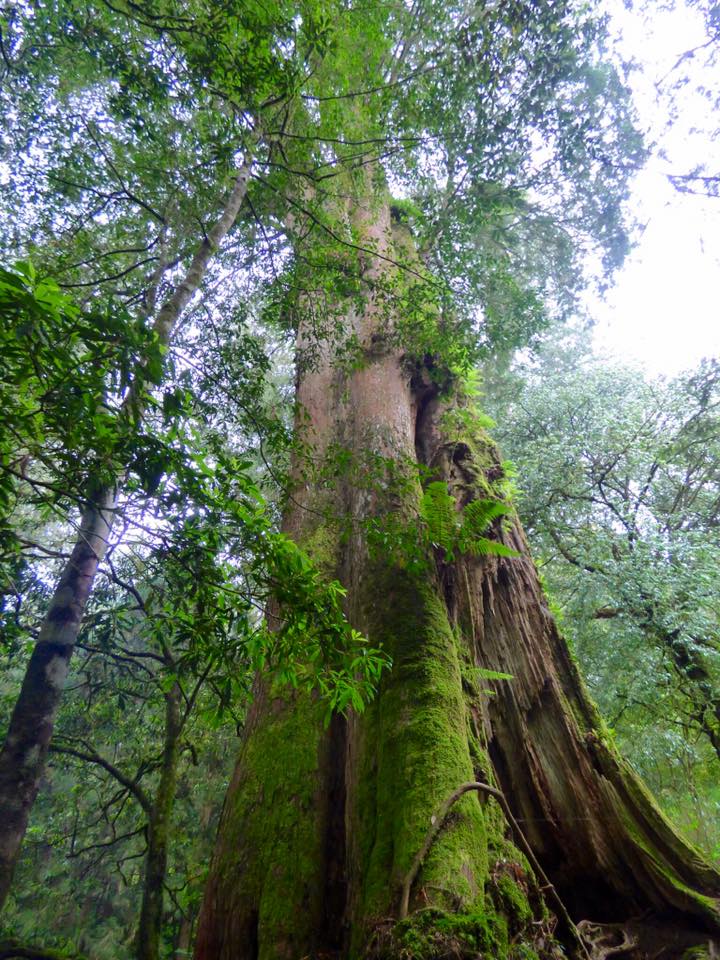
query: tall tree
[
  {"left": 0, "top": 0, "right": 384, "bottom": 924},
  {"left": 2, "top": 0, "right": 720, "bottom": 957},
  {"left": 187, "top": 4, "right": 720, "bottom": 960}
]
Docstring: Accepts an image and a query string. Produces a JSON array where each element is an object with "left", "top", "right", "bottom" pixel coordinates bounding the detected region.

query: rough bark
[
  {"left": 0, "top": 161, "right": 253, "bottom": 911},
  {"left": 419, "top": 392, "right": 720, "bottom": 937},
  {"left": 196, "top": 195, "right": 720, "bottom": 960},
  {"left": 194, "top": 192, "right": 353, "bottom": 958}
]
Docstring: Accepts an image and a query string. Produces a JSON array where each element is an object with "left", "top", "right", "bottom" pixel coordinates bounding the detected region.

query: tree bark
[
  {"left": 137, "top": 685, "right": 182, "bottom": 960},
  {"left": 0, "top": 492, "right": 116, "bottom": 911},
  {"left": 195, "top": 195, "right": 720, "bottom": 959},
  {"left": 419, "top": 391, "right": 720, "bottom": 932},
  {"left": 0, "top": 160, "right": 254, "bottom": 912}
]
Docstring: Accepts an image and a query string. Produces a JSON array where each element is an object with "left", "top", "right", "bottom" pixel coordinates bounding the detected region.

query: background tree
[
  {"left": 0, "top": 0, "right": 388, "bottom": 920},
  {"left": 487, "top": 343, "right": 720, "bottom": 859}
]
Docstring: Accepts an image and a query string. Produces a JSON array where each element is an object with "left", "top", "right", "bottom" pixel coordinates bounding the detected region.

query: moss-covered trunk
[
  {"left": 195, "top": 196, "right": 720, "bottom": 960},
  {"left": 137, "top": 685, "right": 182, "bottom": 960},
  {"left": 417, "top": 392, "right": 720, "bottom": 950}
]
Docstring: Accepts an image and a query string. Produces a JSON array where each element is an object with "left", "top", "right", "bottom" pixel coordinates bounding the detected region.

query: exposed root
[
  {"left": 576, "top": 921, "right": 639, "bottom": 960},
  {"left": 399, "top": 781, "right": 591, "bottom": 959}
]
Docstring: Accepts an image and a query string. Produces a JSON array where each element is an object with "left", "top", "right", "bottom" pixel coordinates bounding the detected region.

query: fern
[
  {"left": 419, "top": 481, "right": 458, "bottom": 552},
  {"left": 461, "top": 537, "right": 519, "bottom": 558},
  {"left": 475, "top": 666, "right": 514, "bottom": 696},
  {"left": 476, "top": 667, "right": 514, "bottom": 681},
  {"left": 461, "top": 498, "right": 509, "bottom": 534},
  {"left": 419, "top": 483, "right": 519, "bottom": 561}
]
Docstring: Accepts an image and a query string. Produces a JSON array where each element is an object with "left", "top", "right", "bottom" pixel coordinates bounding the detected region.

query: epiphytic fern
[{"left": 419, "top": 481, "right": 519, "bottom": 562}]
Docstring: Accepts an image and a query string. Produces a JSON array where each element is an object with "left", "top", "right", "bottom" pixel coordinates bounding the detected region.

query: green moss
[
  {"left": 509, "top": 945, "right": 541, "bottom": 960},
  {"left": 492, "top": 873, "right": 534, "bottom": 931},
  {"left": 211, "top": 689, "right": 329, "bottom": 958},
  {"left": 298, "top": 522, "right": 340, "bottom": 577},
  {"left": 681, "top": 946, "right": 713, "bottom": 960},
  {"left": 371, "top": 905, "right": 508, "bottom": 960},
  {"left": 466, "top": 722, "right": 494, "bottom": 785},
  {"left": 351, "top": 566, "right": 489, "bottom": 948},
  {"left": 367, "top": 893, "right": 545, "bottom": 960}
]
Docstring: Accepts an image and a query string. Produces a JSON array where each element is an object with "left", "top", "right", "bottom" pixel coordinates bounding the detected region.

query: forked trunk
[{"left": 195, "top": 196, "right": 720, "bottom": 959}]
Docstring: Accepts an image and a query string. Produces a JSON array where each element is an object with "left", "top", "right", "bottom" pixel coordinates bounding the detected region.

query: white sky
[{"left": 591, "top": 0, "right": 720, "bottom": 376}]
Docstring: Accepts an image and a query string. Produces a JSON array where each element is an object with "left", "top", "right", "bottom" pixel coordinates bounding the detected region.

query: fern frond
[
  {"left": 462, "top": 537, "right": 519, "bottom": 558},
  {"left": 476, "top": 667, "right": 514, "bottom": 681},
  {"left": 419, "top": 481, "right": 458, "bottom": 550},
  {"left": 461, "top": 498, "right": 509, "bottom": 536}
]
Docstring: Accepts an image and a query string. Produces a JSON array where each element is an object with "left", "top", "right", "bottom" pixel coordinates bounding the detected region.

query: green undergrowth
[{"left": 682, "top": 946, "right": 716, "bottom": 960}]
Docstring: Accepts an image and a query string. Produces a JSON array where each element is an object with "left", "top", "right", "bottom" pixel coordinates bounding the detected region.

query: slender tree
[{"left": 0, "top": 0, "right": 383, "bottom": 920}]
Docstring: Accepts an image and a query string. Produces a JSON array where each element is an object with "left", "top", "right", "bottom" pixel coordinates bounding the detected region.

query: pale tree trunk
[
  {"left": 195, "top": 192, "right": 720, "bottom": 960},
  {"left": 0, "top": 492, "right": 116, "bottom": 912},
  {"left": 0, "top": 160, "right": 254, "bottom": 912}
]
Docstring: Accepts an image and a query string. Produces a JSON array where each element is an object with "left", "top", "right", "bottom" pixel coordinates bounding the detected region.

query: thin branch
[{"left": 50, "top": 740, "right": 152, "bottom": 814}]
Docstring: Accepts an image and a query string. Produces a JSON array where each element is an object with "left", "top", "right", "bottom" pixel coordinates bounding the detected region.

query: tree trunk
[
  {"left": 418, "top": 392, "right": 720, "bottom": 937},
  {"left": 195, "top": 195, "right": 720, "bottom": 959},
  {"left": 0, "top": 160, "right": 253, "bottom": 912},
  {"left": 0, "top": 492, "right": 116, "bottom": 910},
  {"left": 137, "top": 685, "right": 182, "bottom": 960}
]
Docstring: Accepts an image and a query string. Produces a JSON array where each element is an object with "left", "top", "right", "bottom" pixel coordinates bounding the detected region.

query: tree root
[
  {"left": 398, "top": 781, "right": 591, "bottom": 960},
  {"left": 576, "top": 921, "right": 639, "bottom": 960}
]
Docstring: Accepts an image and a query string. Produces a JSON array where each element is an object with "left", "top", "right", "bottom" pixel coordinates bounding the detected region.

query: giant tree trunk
[{"left": 195, "top": 195, "right": 720, "bottom": 960}]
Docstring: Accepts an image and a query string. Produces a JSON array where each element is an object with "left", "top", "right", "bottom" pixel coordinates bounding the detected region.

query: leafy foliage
[
  {"left": 419, "top": 482, "right": 518, "bottom": 563},
  {"left": 0, "top": 0, "right": 653, "bottom": 951},
  {"left": 489, "top": 341, "right": 720, "bottom": 859}
]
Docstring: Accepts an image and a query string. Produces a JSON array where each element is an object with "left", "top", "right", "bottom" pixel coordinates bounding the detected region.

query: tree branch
[{"left": 50, "top": 740, "right": 152, "bottom": 815}]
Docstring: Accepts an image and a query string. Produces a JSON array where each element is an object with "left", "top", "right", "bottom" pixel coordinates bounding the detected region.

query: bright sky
[{"left": 591, "top": 0, "right": 720, "bottom": 376}]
